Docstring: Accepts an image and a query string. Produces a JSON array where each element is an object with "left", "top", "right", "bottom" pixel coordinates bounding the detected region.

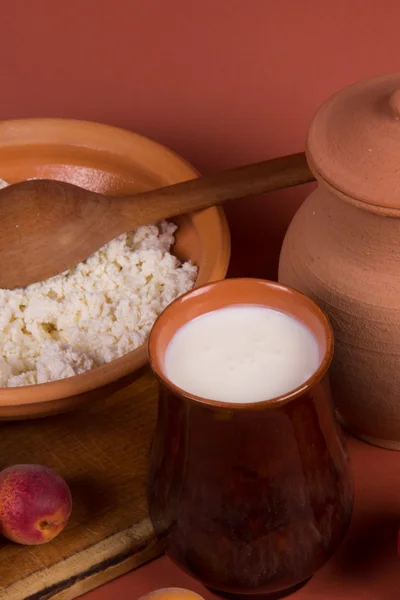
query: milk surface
[{"left": 164, "top": 305, "right": 320, "bottom": 403}]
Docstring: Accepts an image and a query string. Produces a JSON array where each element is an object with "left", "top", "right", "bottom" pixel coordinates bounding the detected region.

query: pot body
[
  {"left": 147, "top": 377, "right": 353, "bottom": 596},
  {"left": 279, "top": 184, "right": 400, "bottom": 449}
]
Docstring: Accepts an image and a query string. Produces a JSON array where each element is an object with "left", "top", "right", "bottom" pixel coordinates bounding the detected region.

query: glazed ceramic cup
[{"left": 147, "top": 278, "right": 354, "bottom": 598}]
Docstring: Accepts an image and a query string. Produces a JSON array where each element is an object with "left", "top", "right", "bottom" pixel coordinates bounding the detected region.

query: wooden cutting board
[{"left": 0, "top": 368, "right": 165, "bottom": 600}]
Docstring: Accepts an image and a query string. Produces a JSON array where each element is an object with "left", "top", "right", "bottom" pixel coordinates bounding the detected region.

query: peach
[
  {"left": 139, "top": 589, "right": 204, "bottom": 600},
  {"left": 0, "top": 464, "right": 72, "bottom": 545}
]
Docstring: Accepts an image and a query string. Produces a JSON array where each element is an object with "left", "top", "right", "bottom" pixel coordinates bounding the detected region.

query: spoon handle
[{"left": 117, "top": 152, "right": 314, "bottom": 223}]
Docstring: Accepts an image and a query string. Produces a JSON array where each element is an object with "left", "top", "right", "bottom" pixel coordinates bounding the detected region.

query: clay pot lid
[{"left": 307, "top": 73, "right": 400, "bottom": 210}]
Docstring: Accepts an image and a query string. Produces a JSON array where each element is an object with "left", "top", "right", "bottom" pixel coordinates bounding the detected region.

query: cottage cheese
[{"left": 0, "top": 178, "right": 197, "bottom": 387}]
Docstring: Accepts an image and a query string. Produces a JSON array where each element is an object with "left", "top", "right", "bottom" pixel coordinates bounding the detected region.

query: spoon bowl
[{"left": 0, "top": 150, "right": 313, "bottom": 289}]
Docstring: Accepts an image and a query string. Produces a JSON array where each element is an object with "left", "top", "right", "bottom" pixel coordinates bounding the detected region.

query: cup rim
[{"left": 148, "top": 278, "right": 334, "bottom": 410}]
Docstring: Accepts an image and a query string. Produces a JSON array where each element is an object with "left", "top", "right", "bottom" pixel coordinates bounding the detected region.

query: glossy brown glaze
[
  {"left": 147, "top": 279, "right": 354, "bottom": 597},
  {"left": 0, "top": 118, "right": 230, "bottom": 419}
]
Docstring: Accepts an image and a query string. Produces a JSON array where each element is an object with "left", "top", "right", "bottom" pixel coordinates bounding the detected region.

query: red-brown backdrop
[
  {"left": 1, "top": 2, "right": 400, "bottom": 599},
  {"left": 0, "top": 0, "right": 399, "bottom": 275}
]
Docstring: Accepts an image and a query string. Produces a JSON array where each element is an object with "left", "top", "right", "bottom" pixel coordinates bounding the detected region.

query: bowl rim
[{"left": 0, "top": 118, "right": 230, "bottom": 405}]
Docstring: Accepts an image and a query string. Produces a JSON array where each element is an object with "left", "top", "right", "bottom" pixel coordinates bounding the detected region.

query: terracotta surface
[
  {"left": 147, "top": 279, "right": 353, "bottom": 596},
  {"left": 0, "top": 118, "right": 230, "bottom": 419},
  {"left": 0, "top": 152, "right": 312, "bottom": 290},
  {"left": 279, "top": 73, "right": 400, "bottom": 450}
]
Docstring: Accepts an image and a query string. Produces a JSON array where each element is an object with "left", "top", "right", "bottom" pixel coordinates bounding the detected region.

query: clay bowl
[{"left": 0, "top": 118, "right": 230, "bottom": 420}]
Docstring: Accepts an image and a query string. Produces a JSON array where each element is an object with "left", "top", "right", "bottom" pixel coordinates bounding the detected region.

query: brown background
[
  {"left": 1, "top": 1, "right": 400, "bottom": 598},
  {"left": 2, "top": 0, "right": 400, "bottom": 279}
]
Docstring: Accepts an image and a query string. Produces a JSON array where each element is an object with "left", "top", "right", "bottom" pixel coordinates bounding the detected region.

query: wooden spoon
[{"left": 0, "top": 152, "right": 314, "bottom": 289}]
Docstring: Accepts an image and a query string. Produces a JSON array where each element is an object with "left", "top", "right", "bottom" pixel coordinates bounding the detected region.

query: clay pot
[
  {"left": 279, "top": 73, "right": 400, "bottom": 450},
  {"left": 147, "top": 279, "right": 353, "bottom": 597}
]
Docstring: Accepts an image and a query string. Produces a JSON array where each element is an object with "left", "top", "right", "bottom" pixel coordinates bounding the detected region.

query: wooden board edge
[
  {"left": 46, "top": 537, "right": 165, "bottom": 600},
  {"left": 3, "top": 519, "right": 165, "bottom": 600}
]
